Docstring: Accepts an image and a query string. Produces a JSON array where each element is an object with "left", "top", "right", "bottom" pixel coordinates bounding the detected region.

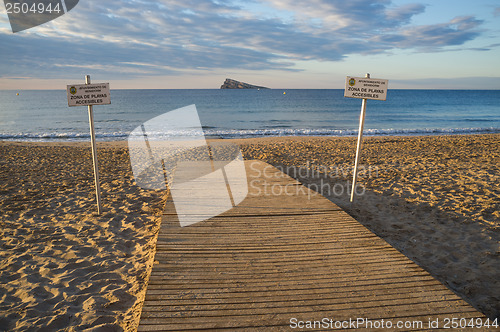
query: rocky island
[{"left": 220, "top": 78, "right": 269, "bottom": 89}]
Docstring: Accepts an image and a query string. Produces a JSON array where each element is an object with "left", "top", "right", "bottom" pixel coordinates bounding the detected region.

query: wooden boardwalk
[{"left": 138, "top": 160, "right": 485, "bottom": 331}]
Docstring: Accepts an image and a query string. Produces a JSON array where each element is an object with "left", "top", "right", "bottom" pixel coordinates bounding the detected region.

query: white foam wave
[{"left": 1, "top": 127, "right": 498, "bottom": 142}]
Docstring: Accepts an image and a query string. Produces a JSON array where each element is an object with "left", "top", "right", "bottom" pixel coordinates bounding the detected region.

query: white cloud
[{"left": 0, "top": 0, "right": 488, "bottom": 80}]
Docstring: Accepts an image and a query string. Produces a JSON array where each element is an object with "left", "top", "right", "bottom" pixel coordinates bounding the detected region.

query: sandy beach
[
  {"left": 237, "top": 133, "right": 500, "bottom": 319},
  {"left": 0, "top": 134, "right": 499, "bottom": 330},
  {"left": 0, "top": 141, "right": 167, "bottom": 331}
]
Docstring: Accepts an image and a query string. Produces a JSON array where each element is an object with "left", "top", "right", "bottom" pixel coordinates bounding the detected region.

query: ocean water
[{"left": 0, "top": 89, "right": 499, "bottom": 141}]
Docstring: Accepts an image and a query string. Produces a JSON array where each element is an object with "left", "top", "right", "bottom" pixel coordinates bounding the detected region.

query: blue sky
[{"left": 1, "top": 0, "right": 499, "bottom": 89}]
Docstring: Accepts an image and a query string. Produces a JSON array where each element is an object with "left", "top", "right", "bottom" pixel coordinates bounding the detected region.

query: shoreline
[
  {"left": 1, "top": 131, "right": 499, "bottom": 146},
  {"left": 1, "top": 133, "right": 498, "bottom": 329}
]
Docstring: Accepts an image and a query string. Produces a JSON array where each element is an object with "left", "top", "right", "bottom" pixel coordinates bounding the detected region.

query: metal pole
[
  {"left": 350, "top": 73, "right": 370, "bottom": 202},
  {"left": 86, "top": 75, "right": 103, "bottom": 214}
]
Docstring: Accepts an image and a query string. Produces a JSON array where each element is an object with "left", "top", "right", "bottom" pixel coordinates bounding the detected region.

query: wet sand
[{"left": 0, "top": 134, "right": 498, "bottom": 330}]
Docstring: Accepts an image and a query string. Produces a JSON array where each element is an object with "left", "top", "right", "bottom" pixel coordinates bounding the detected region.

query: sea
[{"left": 0, "top": 89, "right": 499, "bottom": 141}]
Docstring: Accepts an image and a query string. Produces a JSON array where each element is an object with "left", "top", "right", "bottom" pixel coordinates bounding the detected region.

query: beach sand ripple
[
  {"left": 1, "top": 135, "right": 498, "bottom": 330},
  {"left": 0, "top": 142, "right": 166, "bottom": 331}
]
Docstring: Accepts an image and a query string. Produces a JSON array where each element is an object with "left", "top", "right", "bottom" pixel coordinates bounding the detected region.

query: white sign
[
  {"left": 344, "top": 76, "right": 388, "bottom": 101},
  {"left": 67, "top": 83, "right": 111, "bottom": 107}
]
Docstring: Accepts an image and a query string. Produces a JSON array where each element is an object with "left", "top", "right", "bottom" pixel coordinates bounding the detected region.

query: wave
[
  {"left": 203, "top": 127, "right": 500, "bottom": 139},
  {"left": 0, "top": 132, "right": 129, "bottom": 141},
  {"left": 1, "top": 127, "right": 499, "bottom": 142},
  {"left": 463, "top": 118, "right": 498, "bottom": 122}
]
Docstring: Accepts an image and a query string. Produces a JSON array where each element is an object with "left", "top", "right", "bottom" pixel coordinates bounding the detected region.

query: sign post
[
  {"left": 344, "top": 73, "right": 388, "bottom": 202},
  {"left": 67, "top": 75, "right": 111, "bottom": 214}
]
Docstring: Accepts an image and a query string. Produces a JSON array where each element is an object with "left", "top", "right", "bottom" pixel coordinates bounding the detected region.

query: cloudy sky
[{"left": 1, "top": 0, "right": 499, "bottom": 89}]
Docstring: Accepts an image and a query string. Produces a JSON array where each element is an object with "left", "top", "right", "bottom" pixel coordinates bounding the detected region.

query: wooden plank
[{"left": 138, "top": 160, "right": 486, "bottom": 331}]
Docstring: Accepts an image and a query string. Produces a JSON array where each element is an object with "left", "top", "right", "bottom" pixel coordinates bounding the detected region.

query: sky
[{"left": 0, "top": 0, "right": 499, "bottom": 89}]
